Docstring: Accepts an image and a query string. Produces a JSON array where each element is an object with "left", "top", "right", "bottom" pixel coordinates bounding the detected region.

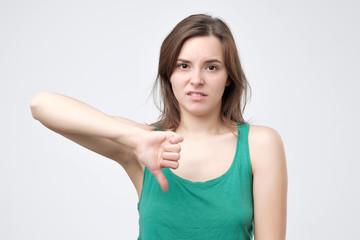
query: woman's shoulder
[
  {"left": 248, "top": 124, "right": 286, "bottom": 173},
  {"left": 248, "top": 124, "right": 283, "bottom": 143}
]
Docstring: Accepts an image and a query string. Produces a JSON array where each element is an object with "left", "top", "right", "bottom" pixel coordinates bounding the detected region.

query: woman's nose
[{"left": 190, "top": 70, "right": 204, "bottom": 86}]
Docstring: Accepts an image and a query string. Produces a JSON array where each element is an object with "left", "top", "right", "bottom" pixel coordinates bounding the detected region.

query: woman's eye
[
  {"left": 207, "top": 65, "right": 217, "bottom": 71},
  {"left": 178, "top": 64, "right": 188, "bottom": 69}
]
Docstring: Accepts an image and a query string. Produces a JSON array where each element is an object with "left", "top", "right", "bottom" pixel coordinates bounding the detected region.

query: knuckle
[{"left": 175, "top": 144, "right": 181, "bottom": 152}]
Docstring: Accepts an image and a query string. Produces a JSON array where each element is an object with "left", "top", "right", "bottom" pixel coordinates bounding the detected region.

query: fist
[{"left": 136, "top": 131, "right": 183, "bottom": 192}]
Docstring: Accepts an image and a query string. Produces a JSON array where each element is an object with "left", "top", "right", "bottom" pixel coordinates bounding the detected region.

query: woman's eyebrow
[
  {"left": 204, "top": 59, "right": 222, "bottom": 64},
  {"left": 176, "top": 58, "right": 191, "bottom": 63},
  {"left": 177, "top": 58, "right": 223, "bottom": 64}
]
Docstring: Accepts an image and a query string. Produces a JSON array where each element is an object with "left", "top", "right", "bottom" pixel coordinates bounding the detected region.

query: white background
[{"left": 1, "top": 0, "right": 359, "bottom": 239}]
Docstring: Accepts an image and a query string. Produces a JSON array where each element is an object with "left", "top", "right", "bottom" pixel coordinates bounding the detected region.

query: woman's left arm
[{"left": 249, "top": 125, "right": 288, "bottom": 240}]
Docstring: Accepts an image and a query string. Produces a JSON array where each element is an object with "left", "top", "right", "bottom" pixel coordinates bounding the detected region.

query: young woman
[{"left": 31, "top": 14, "right": 287, "bottom": 239}]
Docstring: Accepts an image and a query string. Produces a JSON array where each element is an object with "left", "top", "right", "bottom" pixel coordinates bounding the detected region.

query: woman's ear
[{"left": 226, "top": 78, "right": 231, "bottom": 86}]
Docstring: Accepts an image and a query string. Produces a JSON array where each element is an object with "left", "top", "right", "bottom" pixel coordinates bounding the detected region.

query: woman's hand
[{"left": 135, "top": 131, "right": 183, "bottom": 192}]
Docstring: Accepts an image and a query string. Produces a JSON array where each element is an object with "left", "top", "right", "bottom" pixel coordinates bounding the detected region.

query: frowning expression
[{"left": 170, "top": 36, "right": 229, "bottom": 118}]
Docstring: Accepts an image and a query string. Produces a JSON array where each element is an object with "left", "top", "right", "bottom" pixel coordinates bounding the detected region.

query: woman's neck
[{"left": 176, "top": 112, "right": 230, "bottom": 137}]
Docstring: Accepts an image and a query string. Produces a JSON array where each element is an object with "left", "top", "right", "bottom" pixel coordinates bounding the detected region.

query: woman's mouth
[{"left": 187, "top": 91, "right": 207, "bottom": 96}]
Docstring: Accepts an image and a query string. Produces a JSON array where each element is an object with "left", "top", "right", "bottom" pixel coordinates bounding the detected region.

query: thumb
[
  {"left": 167, "top": 132, "right": 184, "bottom": 144},
  {"left": 152, "top": 169, "right": 169, "bottom": 192}
]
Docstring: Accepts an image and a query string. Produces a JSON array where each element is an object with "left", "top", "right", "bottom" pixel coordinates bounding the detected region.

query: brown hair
[{"left": 152, "top": 14, "right": 251, "bottom": 130}]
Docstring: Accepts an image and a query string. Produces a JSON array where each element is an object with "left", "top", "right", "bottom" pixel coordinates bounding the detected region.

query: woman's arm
[
  {"left": 30, "top": 92, "right": 182, "bottom": 193},
  {"left": 249, "top": 125, "right": 288, "bottom": 240},
  {"left": 30, "top": 92, "right": 151, "bottom": 143}
]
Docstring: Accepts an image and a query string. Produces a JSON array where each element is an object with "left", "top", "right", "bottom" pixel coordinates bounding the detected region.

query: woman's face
[{"left": 170, "top": 36, "right": 229, "bottom": 118}]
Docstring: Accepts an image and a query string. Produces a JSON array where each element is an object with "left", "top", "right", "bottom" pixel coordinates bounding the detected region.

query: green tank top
[{"left": 137, "top": 123, "right": 254, "bottom": 239}]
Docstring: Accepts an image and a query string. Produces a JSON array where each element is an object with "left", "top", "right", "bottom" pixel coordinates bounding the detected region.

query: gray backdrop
[{"left": 1, "top": 0, "right": 359, "bottom": 239}]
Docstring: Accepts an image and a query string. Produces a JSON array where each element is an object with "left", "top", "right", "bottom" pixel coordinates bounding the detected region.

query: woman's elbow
[{"left": 30, "top": 91, "right": 51, "bottom": 120}]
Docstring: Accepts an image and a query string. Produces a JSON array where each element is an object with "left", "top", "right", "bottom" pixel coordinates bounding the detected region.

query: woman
[{"left": 31, "top": 14, "right": 287, "bottom": 239}]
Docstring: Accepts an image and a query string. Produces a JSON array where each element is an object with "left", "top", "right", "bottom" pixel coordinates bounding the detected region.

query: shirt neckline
[{"left": 163, "top": 125, "right": 241, "bottom": 187}]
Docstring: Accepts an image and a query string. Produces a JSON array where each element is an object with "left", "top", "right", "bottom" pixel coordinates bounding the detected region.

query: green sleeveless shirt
[{"left": 137, "top": 123, "right": 254, "bottom": 239}]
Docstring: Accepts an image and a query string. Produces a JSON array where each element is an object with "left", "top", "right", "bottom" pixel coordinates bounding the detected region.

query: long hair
[{"left": 152, "top": 14, "right": 251, "bottom": 130}]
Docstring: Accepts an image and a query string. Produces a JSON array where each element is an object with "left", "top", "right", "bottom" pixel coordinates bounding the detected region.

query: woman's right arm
[{"left": 30, "top": 92, "right": 182, "bottom": 194}]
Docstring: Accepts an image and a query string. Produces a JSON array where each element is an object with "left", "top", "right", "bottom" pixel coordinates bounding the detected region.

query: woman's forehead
[{"left": 178, "top": 36, "right": 224, "bottom": 62}]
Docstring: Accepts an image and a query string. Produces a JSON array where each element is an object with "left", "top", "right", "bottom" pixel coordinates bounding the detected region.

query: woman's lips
[
  {"left": 187, "top": 91, "right": 207, "bottom": 96},
  {"left": 186, "top": 91, "right": 207, "bottom": 100}
]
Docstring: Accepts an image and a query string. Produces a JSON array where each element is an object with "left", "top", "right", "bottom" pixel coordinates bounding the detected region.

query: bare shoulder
[
  {"left": 248, "top": 125, "right": 286, "bottom": 174},
  {"left": 248, "top": 125, "right": 283, "bottom": 146}
]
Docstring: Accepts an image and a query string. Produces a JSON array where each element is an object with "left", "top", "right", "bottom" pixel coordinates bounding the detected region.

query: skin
[{"left": 30, "top": 36, "right": 287, "bottom": 239}]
